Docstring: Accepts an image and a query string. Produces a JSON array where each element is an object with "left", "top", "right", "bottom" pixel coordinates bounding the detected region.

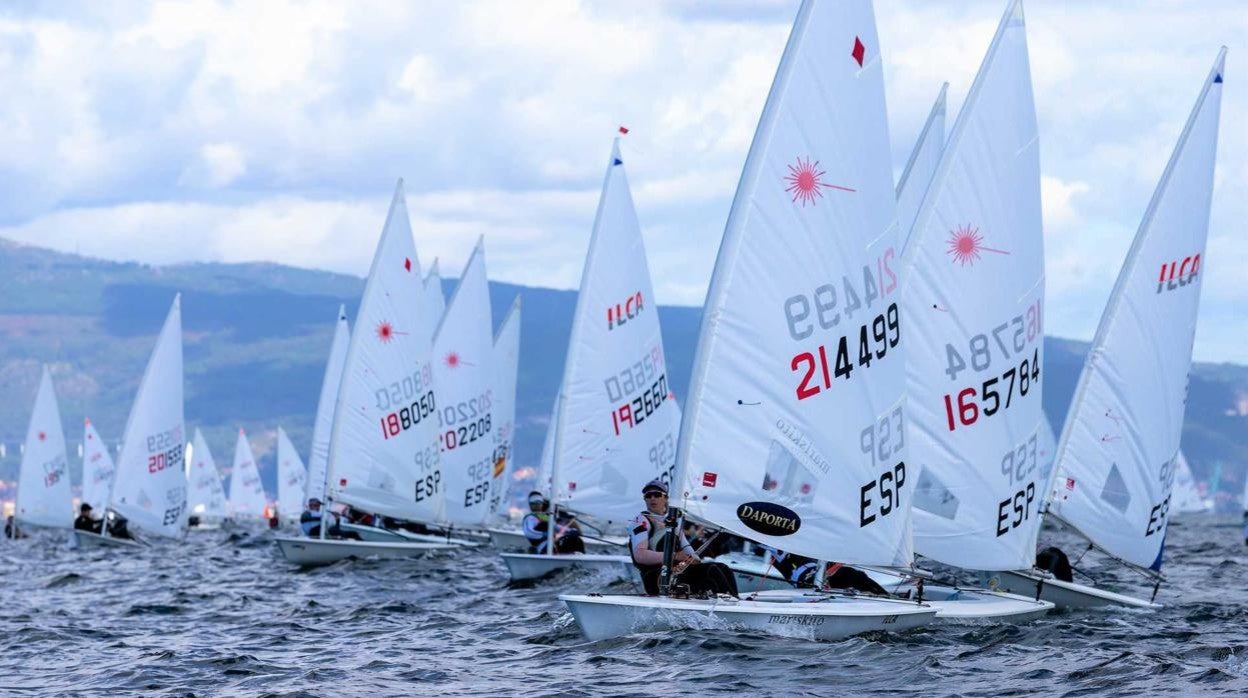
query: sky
[{"left": 0, "top": 1, "right": 1244, "bottom": 362}]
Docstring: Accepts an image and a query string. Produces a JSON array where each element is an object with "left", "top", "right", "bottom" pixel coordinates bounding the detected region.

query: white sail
[
  {"left": 15, "top": 367, "right": 72, "bottom": 528},
  {"left": 228, "top": 429, "right": 267, "bottom": 518},
  {"left": 187, "top": 428, "right": 227, "bottom": 520},
  {"left": 1170, "top": 452, "right": 1210, "bottom": 514},
  {"left": 489, "top": 296, "right": 522, "bottom": 519},
  {"left": 109, "top": 295, "right": 187, "bottom": 538},
  {"left": 903, "top": 0, "right": 1045, "bottom": 572},
  {"left": 674, "top": 0, "right": 909, "bottom": 566},
  {"left": 895, "top": 83, "right": 947, "bottom": 255},
  {"left": 305, "top": 305, "right": 350, "bottom": 504},
  {"left": 81, "top": 418, "right": 116, "bottom": 514},
  {"left": 1049, "top": 51, "right": 1224, "bottom": 572},
  {"left": 326, "top": 182, "right": 443, "bottom": 521},
  {"left": 534, "top": 407, "right": 557, "bottom": 497},
  {"left": 552, "top": 141, "right": 683, "bottom": 527},
  {"left": 276, "top": 427, "right": 308, "bottom": 519},
  {"left": 432, "top": 239, "right": 496, "bottom": 526},
  {"left": 423, "top": 259, "right": 447, "bottom": 340}
]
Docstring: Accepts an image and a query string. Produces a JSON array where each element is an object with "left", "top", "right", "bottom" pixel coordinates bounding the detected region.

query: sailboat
[
  {"left": 887, "top": 0, "right": 1054, "bottom": 621},
  {"left": 227, "top": 428, "right": 268, "bottom": 523},
  {"left": 305, "top": 306, "right": 350, "bottom": 506},
  {"left": 717, "top": 82, "right": 947, "bottom": 593},
  {"left": 274, "top": 182, "right": 470, "bottom": 565},
  {"left": 81, "top": 418, "right": 116, "bottom": 514},
  {"left": 78, "top": 295, "right": 186, "bottom": 549},
  {"left": 186, "top": 428, "right": 228, "bottom": 528},
  {"left": 276, "top": 427, "right": 308, "bottom": 524},
  {"left": 996, "top": 49, "right": 1226, "bottom": 609},
  {"left": 422, "top": 259, "right": 446, "bottom": 337},
  {"left": 1170, "top": 452, "right": 1212, "bottom": 514},
  {"left": 501, "top": 138, "right": 678, "bottom": 583},
  {"left": 14, "top": 366, "right": 73, "bottom": 534},
  {"left": 431, "top": 238, "right": 498, "bottom": 533},
  {"left": 488, "top": 296, "right": 522, "bottom": 522},
  {"left": 562, "top": 0, "right": 938, "bottom": 640}
]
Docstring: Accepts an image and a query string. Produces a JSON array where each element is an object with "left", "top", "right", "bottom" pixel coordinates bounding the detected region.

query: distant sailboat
[
  {"left": 998, "top": 49, "right": 1227, "bottom": 609},
  {"left": 228, "top": 429, "right": 267, "bottom": 522},
  {"left": 81, "top": 418, "right": 117, "bottom": 515},
  {"left": 501, "top": 137, "right": 680, "bottom": 583},
  {"left": 186, "top": 428, "right": 227, "bottom": 527},
  {"left": 276, "top": 427, "right": 308, "bottom": 523},
  {"left": 422, "top": 259, "right": 447, "bottom": 340},
  {"left": 1170, "top": 452, "right": 1212, "bottom": 514},
  {"left": 563, "top": 0, "right": 939, "bottom": 640},
  {"left": 15, "top": 366, "right": 72, "bottom": 533},
  {"left": 82, "top": 295, "right": 186, "bottom": 547},
  {"left": 274, "top": 182, "right": 469, "bottom": 565},
  {"left": 488, "top": 295, "right": 522, "bottom": 521},
  {"left": 305, "top": 306, "right": 350, "bottom": 505}
]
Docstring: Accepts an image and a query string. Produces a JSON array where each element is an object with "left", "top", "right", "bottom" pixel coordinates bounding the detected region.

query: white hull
[
  {"left": 718, "top": 555, "right": 1053, "bottom": 622},
  {"left": 992, "top": 570, "right": 1162, "bottom": 610},
  {"left": 500, "top": 552, "right": 638, "bottom": 583},
  {"left": 274, "top": 536, "right": 458, "bottom": 567},
  {"left": 73, "top": 530, "right": 145, "bottom": 549},
  {"left": 560, "top": 593, "right": 936, "bottom": 642},
  {"left": 486, "top": 527, "right": 625, "bottom": 555},
  {"left": 340, "top": 522, "right": 477, "bottom": 547}
]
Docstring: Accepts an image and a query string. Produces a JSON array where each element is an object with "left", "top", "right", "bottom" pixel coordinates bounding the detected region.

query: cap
[
  {"left": 641, "top": 479, "right": 668, "bottom": 496},
  {"left": 308, "top": 497, "right": 323, "bottom": 507},
  {"left": 527, "top": 490, "right": 547, "bottom": 504}
]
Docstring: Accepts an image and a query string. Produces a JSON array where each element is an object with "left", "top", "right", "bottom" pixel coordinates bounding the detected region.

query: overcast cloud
[{"left": 0, "top": 1, "right": 1243, "bottom": 361}]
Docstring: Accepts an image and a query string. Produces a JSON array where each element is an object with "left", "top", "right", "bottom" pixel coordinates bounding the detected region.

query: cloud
[{"left": 0, "top": 0, "right": 1242, "bottom": 361}]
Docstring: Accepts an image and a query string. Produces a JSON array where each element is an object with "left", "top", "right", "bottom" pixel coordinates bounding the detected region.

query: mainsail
[
  {"left": 904, "top": 0, "right": 1046, "bottom": 572},
  {"left": 422, "top": 259, "right": 447, "bottom": 340},
  {"left": 433, "top": 239, "right": 496, "bottom": 526},
  {"left": 674, "top": 0, "right": 909, "bottom": 566},
  {"left": 187, "top": 428, "right": 227, "bottom": 520},
  {"left": 276, "top": 427, "right": 308, "bottom": 519},
  {"left": 108, "top": 295, "right": 187, "bottom": 538},
  {"left": 81, "top": 419, "right": 116, "bottom": 513},
  {"left": 551, "top": 140, "right": 682, "bottom": 527},
  {"left": 228, "top": 429, "right": 267, "bottom": 519},
  {"left": 305, "top": 305, "right": 350, "bottom": 504},
  {"left": 326, "top": 182, "right": 443, "bottom": 522},
  {"left": 895, "top": 83, "right": 947, "bottom": 255},
  {"left": 489, "top": 296, "right": 522, "bottom": 519},
  {"left": 16, "top": 366, "right": 72, "bottom": 529},
  {"left": 1049, "top": 50, "right": 1225, "bottom": 571}
]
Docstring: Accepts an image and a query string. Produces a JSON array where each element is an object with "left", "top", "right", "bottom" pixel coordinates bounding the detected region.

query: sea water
[{"left": 3, "top": 516, "right": 1247, "bottom": 695}]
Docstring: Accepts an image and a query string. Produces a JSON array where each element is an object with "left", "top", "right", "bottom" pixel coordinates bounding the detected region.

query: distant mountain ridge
[{"left": 1, "top": 238, "right": 1244, "bottom": 509}]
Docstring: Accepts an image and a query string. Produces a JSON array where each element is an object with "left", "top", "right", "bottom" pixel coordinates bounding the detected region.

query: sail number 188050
[{"left": 381, "top": 391, "right": 436, "bottom": 439}]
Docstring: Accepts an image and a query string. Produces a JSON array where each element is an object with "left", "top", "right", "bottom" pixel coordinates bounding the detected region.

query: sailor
[
  {"left": 105, "top": 512, "right": 134, "bottom": 540},
  {"left": 1035, "top": 546, "right": 1074, "bottom": 582},
  {"left": 3, "top": 515, "right": 22, "bottom": 539},
  {"left": 763, "top": 547, "right": 888, "bottom": 595},
  {"left": 521, "top": 491, "right": 585, "bottom": 554},
  {"left": 630, "top": 480, "right": 738, "bottom": 598},
  {"left": 300, "top": 498, "right": 327, "bottom": 537},
  {"left": 73, "top": 503, "right": 102, "bottom": 533}
]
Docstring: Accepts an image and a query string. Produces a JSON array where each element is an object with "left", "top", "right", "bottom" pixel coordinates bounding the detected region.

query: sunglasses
[{"left": 643, "top": 492, "right": 667, "bottom": 500}]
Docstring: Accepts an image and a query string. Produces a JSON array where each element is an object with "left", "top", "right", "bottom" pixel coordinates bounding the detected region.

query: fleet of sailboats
[{"left": 2, "top": 0, "right": 1231, "bottom": 649}]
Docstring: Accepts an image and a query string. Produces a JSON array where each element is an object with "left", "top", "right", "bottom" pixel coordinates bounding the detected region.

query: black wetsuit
[
  {"left": 768, "top": 549, "right": 888, "bottom": 595},
  {"left": 630, "top": 511, "right": 738, "bottom": 597},
  {"left": 73, "top": 515, "right": 102, "bottom": 533}
]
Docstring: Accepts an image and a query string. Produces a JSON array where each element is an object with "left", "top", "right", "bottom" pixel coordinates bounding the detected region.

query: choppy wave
[{"left": 2, "top": 516, "right": 1247, "bottom": 695}]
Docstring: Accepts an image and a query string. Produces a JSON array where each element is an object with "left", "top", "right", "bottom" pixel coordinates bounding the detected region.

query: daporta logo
[
  {"left": 1157, "top": 254, "right": 1201, "bottom": 294},
  {"left": 607, "top": 291, "right": 645, "bottom": 331},
  {"left": 735, "top": 501, "right": 802, "bottom": 537}
]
